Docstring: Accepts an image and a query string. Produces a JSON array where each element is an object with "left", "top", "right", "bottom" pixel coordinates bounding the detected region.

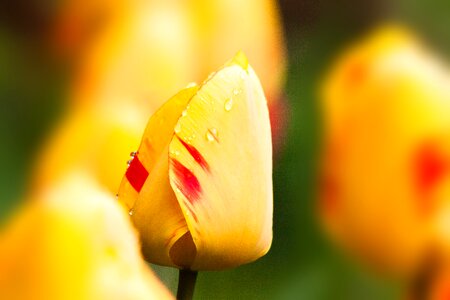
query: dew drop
[
  {"left": 170, "top": 149, "right": 180, "bottom": 156},
  {"left": 186, "top": 82, "right": 197, "bottom": 88},
  {"left": 130, "top": 151, "right": 137, "bottom": 157},
  {"left": 181, "top": 110, "right": 187, "bottom": 117},
  {"left": 128, "top": 209, "right": 134, "bottom": 216},
  {"left": 127, "top": 159, "right": 133, "bottom": 165},
  {"left": 174, "top": 122, "right": 182, "bottom": 133},
  {"left": 224, "top": 98, "right": 233, "bottom": 111},
  {"left": 233, "top": 88, "right": 240, "bottom": 96},
  {"left": 206, "top": 128, "right": 219, "bottom": 142}
]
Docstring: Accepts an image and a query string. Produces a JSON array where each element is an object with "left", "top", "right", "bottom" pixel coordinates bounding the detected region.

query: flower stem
[{"left": 177, "top": 269, "right": 198, "bottom": 300}]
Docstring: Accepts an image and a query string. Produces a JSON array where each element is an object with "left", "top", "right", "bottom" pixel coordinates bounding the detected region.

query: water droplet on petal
[
  {"left": 186, "top": 82, "right": 197, "bottom": 88},
  {"left": 130, "top": 151, "right": 137, "bottom": 157},
  {"left": 206, "top": 128, "right": 218, "bottom": 142},
  {"left": 181, "top": 110, "right": 187, "bottom": 117},
  {"left": 127, "top": 159, "right": 133, "bottom": 165},
  {"left": 174, "top": 122, "right": 182, "bottom": 133},
  {"left": 170, "top": 149, "right": 180, "bottom": 156},
  {"left": 128, "top": 209, "right": 134, "bottom": 216},
  {"left": 233, "top": 88, "right": 240, "bottom": 96},
  {"left": 224, "top": 98, "right": 233, "bottom": 111}
]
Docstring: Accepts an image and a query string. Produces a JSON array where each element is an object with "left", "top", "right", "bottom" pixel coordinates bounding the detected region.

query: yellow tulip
[
  {"left": 68, "top": 0, "right": 198, "bottom": 113},
  {"left": 0, "top": 172, "right": 173, "bottom": 300},
  {"left": 319, "top": 25, "right": 450, "bottom": 276},
  {"left": 31, "top": 104, "right": 145, "bottom": 195},
  {"left": 118, "top": 52, "right": 273, "bottom": 270}
]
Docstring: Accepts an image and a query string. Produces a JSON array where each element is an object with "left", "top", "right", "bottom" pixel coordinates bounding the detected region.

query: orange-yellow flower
[
  {"left": 31, "top": 104, "right": 145, "bottom": 195},
  {"left": 319, "top": 25, "right": 450, "bottom": 276},
  {"left": 0, "top": 172, "right": 173, "bottom": 300},
  {"left": 118, "top": 52, "right": 273, "bottom": 270}
]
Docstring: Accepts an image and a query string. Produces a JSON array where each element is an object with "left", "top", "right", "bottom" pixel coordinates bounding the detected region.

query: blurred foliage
[{"left": 0, "top": 0, "right": 449, "bottom": 299}]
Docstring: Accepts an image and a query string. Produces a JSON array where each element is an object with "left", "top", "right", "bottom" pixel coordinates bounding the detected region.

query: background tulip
[
  {"left": 0, "top": 172, "right": 173, "bottom": 300},
  {"left": 52, "top": 0, "right": 287, "bottom": 148},
  {"left": 118, "top": 52, "right": 273, "bottom": 271},
  {"left": 319, "top": 25, "right": 450, "bottom": 277}
]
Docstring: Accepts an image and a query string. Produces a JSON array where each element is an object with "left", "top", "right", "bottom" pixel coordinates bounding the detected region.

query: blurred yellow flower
[
  {"left": 34, "top": 0, "right": 286, "bottom": 199},
  {"left": 31, "top": 104, "right": 145, "bottom": 195},
  {"left": 0, "top": 172, "right": 173, "bottom": 300},
  {"left": 118, "top": 52, "right": 273, "bottom": 270},
  {"left": 319, "top": 25, "right": 450, "bottom": 276}
]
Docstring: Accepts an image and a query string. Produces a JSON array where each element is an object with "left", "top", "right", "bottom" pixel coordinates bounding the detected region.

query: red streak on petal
[
  {"left": 170, "top": 158, "right": 202, "bottom": 204},
  {"left": 126, "top": 155, "right": 149, "bottom": 192},
  {"left": 184, "top": 202, "right": 199, "bottom": 223},
  {"left": 176, "top": 135, "right": 210, "bottom": 171},
  {"left": 346, "top": 60, "right": 367, "bottom": 87},
  {"left": 414, "top": 143, "right": 447, "bottom": 213}
]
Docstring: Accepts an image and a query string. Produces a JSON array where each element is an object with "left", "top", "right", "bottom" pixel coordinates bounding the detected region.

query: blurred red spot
[
  {"left": 126, "top": 155, "right": 148, "bottom": 192},
  {"left": 347, "top": 61, "right": 367, "bottom": 86},
  {"left": 319, "top": 174, "right": 340, "bottom": 215},
  {"left": 176, "top": 136, "right": 210, "bottom": 171},
  {"left": 415, "top": 143, "right": 447, "bottom": 213},
  {"left": 170, "top": 158, "right": 202, "bottom": 204}
]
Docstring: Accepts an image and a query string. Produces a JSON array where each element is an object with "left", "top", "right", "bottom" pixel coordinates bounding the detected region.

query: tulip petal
[
  {"left": 168, "top": 52, "right": 273, "bottom": 270},
  {"left": 118, "top": 86, "right": 199, "bottom": 267},
  {"left": 0, "top": 172, "right": 173, "bottom": 300}
]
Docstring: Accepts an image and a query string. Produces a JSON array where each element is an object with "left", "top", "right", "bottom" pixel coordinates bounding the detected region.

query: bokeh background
[{"left": 0, "top": 0, "right": 449, "bottom": 299}]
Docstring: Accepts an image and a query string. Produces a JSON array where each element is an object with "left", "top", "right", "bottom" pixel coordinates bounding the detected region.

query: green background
[{"left": 0, "top": 0, "right": 449, "bottom": 299}]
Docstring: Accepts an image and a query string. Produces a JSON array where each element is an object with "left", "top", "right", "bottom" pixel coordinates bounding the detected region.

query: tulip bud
[
  {"left": 0, "top": 172, "right": 173, "bottom": 300},
  {"left": 118, "top": 52, "right": 273, "bottom": 270},
  {"left": 319, "top": 25, "right": 450, "bottom": 276}
]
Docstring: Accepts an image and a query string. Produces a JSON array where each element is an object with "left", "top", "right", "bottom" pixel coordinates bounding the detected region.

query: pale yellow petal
[
  {"left": 118, "top": 86, "right": 198, "bottom": 267},
  {"left": 168, "top": 52, "right": 273, "bottom": 270}
]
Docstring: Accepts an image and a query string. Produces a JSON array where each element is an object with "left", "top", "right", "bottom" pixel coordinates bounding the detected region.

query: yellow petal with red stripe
[
  {"left": 168, "top": 52, "right": 273, "bottom": 270},
  {"left": 118, "top": 52, "right": 273, "bottom": 270},
  {"left": 118, "top": 86, "right": 199, "bottom": 267}
]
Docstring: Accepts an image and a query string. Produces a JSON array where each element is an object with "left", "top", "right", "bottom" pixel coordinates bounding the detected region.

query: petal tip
[{"left": 226, "top": 50, "right": 249, "bottom": 71}]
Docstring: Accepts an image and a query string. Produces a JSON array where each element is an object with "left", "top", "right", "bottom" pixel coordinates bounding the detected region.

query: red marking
[
  {"left": 347, "top": 61, "right": 367, "bottom": 86},
  {"left": 184, "top": 202, "right": 199, "bottom": 223},
  {"left": 319, "top": 174, "right": 340, "bottom": 215},
  {"left": 414, "top": 143, "right": 447, "bottom": 213},
  {"left": 176, "top": 135, "right": 210, "bottom": 171},
  {"left": 170, "top": 158, "right": 202, "bottom": 204},
  {"left": 126, "top": 155, "right": 149, "bottom": 192}
]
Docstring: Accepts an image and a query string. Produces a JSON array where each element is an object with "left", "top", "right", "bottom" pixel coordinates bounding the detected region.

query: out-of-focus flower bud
[
  {"left": 69, "top": 1, "right": 198, "bottom": 114},
  {"left": 0, "top": 172, "right": 173, "bottom": 300},
  {"left": 118, "top": 52, "right": 273, "bottom": 270},
  {"left": 32, "top": 104, "right": 145, "bottom": 195},
  {"left": 319, "top": 25, "right": 450, "bottom": 276},
  {"left": 52, "top": 0, "right": 287, "bottom": 151}
]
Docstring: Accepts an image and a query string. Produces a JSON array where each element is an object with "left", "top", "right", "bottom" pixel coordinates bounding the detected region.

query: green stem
[{"left": 177, "top": 269, "right": 198, "bottom": 300}]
